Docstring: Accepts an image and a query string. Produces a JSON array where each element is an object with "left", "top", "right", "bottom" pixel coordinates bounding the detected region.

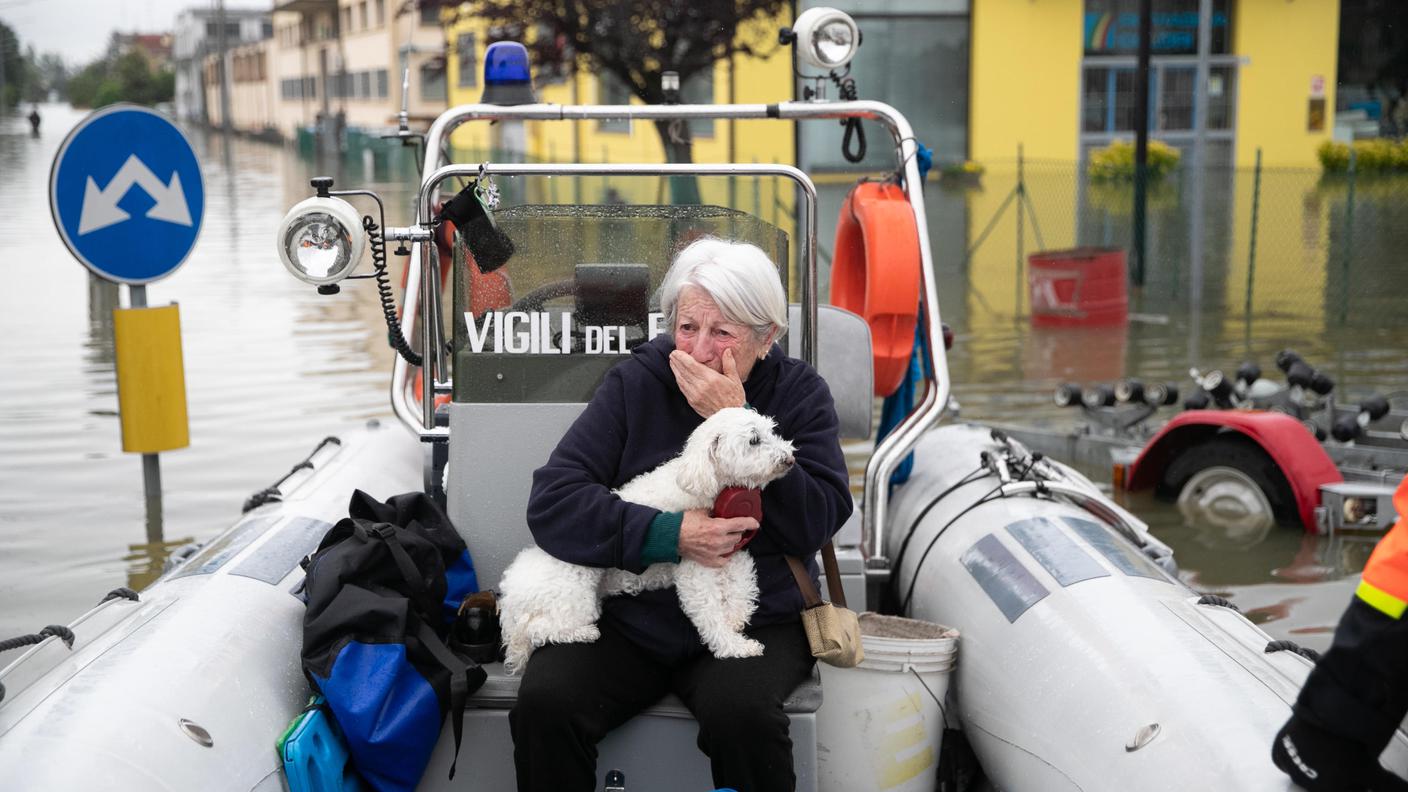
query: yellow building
[
  {"left": 970, "top": 0, "right": 1340, "bottom": 169},
  {"left": 439, "top": 11, "right": 796, "bottom": 211},
  {"left": 951, "top": 0, "right": 1354, "bottom": 386}
]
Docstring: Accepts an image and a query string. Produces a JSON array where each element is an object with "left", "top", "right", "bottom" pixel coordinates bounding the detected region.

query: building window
[
  {"left": 1081, "top": 62, "right": 1237, "bottom": 135},
  {"left": 205, "top": 20, "right": 241, "bottom": 40},
  {"left": 1206, "top": 65, "right": 1235, "bottom": 130},
  {"left": 457, "top": 33, "right": 477, "bottom": 87},
  {"left": 359, "top": 1, "right": 369, "bottom": 31},
  {"left": 341, "top": 7, "right": 352, "bottom": 33},
  {"left": 375, "top": 0, "right": 384, "bottom": 27},
  {"left": 420, "top": 62, "right": 447, "bottom": 101},
  {"left": 597, "top": 73, "right": 632, "bottom": 132},
  {"left": 376, "top": 69, "right": 389, "bottom": 98},
  {"left": 682, "top": 70, "right": 714, "bottom": 138},
  {"left": 358, "top": 71, "right": 371, "bottom": 99},
  {"left": 420, "top": 6, "right": 438, "bottom": 26},
  {"left": 1158, "top": 67, "right": 1195, "bottom": 131},
  {"left": 262, "top": 20, "right": 273, "bottom": 39},
  {"left": 282, "top": 76, "right": 316, "bottom": 100},
  {"left": 534, "top": 24, "right": 570, "bottom": 84},
  {"left": 1083, "top": 0, "right": 1231, "bottom": 56}
]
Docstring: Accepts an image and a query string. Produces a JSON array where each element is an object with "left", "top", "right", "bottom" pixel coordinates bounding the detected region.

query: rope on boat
[
  {"left": 102, "top": 587, "right": 140, "bottom": 603},
  {"left": 0, "top": 625, "right": 75, "bottom": 655},
  {"left": 1196, "top": 594, "right": 1241, "bottom": 612},
  {"left": 243, "top": 436, "right": 343, "bottom": 513},
  {"left": 1265, "top": 639, "right": 1321, "bottom": 663}
]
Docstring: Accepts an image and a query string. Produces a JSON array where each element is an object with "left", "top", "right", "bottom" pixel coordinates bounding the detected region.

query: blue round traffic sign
[{"left": 50, "top": 104, "right": 205, "bottom": 284}]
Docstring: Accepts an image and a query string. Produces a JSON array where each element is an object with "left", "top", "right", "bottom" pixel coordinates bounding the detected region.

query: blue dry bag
[{"left": 300, "top": 490, "right": 485, "bottom": 792}]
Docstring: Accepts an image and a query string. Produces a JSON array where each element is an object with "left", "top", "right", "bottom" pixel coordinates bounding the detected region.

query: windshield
[{"left": 451, "top": 192, "right": 793, "bottom": 404}]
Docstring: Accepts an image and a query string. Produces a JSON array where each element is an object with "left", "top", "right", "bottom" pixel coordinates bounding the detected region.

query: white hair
[{"left": 659, "top": 237, "right": 789, "bottom": 342}]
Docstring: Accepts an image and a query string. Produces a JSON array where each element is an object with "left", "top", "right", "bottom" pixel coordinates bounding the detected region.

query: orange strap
[{"left": 1358, "top": 476, "right": 1408, "bottom": 618}]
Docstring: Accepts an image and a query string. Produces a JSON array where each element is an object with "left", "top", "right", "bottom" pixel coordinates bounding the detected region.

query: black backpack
[{"left": 300, "top": 489, "right": 486, "bottom": 792}]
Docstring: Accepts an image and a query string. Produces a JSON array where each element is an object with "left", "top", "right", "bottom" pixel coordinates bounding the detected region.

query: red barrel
[{"left": 1027, "top": 247, "right": 1128, "bottom": 327}]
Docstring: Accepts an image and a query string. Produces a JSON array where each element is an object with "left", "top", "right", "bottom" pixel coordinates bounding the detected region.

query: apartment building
[
  {"left": 205, "top": 37, "right": 277, "bottom": 136},
  {"left": 173, "top": 6, "right": 272, "bottom": 125},
  {"left": 268, "top": 0, "right": 447, "bottom": 141}
]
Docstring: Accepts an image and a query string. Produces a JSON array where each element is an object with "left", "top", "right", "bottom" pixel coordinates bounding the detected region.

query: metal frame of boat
[{"left": 392, "top": 99, "right": 950, "bottom": 583}]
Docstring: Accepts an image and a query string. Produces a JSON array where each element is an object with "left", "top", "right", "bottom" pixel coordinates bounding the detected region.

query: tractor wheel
[{"left": 1157, "top": 434, "right": 1299, "bottom": 545}]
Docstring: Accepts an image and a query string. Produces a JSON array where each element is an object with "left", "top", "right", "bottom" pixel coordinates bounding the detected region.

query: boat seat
[{"left": 467, "top": 662, "right": 824, "bottom": 713}]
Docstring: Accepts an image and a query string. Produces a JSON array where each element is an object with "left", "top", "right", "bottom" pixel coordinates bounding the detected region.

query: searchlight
[
  {"left": 784, "top": 7, "right": 860, "bottom": 71},
  {"left": 276, "top": 178, "right": 365, "bottom": 290}
]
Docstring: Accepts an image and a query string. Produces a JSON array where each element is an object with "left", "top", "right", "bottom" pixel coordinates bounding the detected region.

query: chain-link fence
[
  {"left": 937, "top": 151, "right": 1408, "bottom": 424},
  {"left": 958, "top": 153, "right": 1408, "bottom": 329}
]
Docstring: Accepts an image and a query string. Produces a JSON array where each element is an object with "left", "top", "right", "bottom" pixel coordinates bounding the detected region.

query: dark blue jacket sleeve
[
  {"left": 759, "top": 369, "right": 853, "bottom": 556},
  {"left": 525, "top": 369, "right": 661, "bottom": 573}
]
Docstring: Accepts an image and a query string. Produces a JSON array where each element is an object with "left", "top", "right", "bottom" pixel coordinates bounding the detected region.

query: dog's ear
[{"left": 675, "top": 433, "right": 721, "bottom": 498}]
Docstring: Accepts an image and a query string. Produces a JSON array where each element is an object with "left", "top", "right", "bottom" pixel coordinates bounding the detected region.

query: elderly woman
[{"left": 511, "top": 237, "right": 852, "bottom": 792}]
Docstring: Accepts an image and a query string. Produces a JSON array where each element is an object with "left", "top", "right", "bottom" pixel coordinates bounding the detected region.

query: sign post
[{"left": 49, "top": 104, "right": 205, "bottom": 536}]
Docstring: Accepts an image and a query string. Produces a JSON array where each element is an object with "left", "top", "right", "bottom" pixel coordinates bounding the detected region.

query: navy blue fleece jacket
[{"left": 525, "top": 333, "right": 853, "bottom": 662}]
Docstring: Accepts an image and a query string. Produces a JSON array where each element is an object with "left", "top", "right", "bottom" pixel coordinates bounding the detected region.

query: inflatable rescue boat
[{"left": 4, "top": 13, "right": 1407, "bottom": 791}]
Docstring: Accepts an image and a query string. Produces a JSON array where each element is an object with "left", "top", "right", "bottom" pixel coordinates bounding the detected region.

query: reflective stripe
[
  {"left": 1062, "top": 516, "right": 1167, "bottom": 581},
  {"left": 1357, "top": 579, "right": 1407, "bottom": 620},
  {"left": 1005, "top": 517, "right": 1109, "bottom": 587},
  {"left": 961, "top": 533, "right": 1049, "bottom": 623},
  {"left": 1361, "top": 476, "right": 1408, "bottom": 605}
]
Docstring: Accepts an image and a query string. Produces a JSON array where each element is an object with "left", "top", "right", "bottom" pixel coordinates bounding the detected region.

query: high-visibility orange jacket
[
  {"left": 1356, "top": 476, "right": 1408, "bottom": 620},
  {"left": 1293, "top": 474, "right": 1408, "bottom": 755}
]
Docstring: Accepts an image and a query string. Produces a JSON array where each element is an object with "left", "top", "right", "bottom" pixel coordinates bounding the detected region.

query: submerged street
[{"left": 2, "top": 102, "right": 1408, "bottom": 655}]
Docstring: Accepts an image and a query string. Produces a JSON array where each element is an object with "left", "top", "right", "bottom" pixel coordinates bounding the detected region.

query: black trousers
[{"left": 509, "top": 619, "right": 815, "bottom": 792}]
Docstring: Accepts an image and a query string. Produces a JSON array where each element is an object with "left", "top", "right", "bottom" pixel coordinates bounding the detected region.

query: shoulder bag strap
[{"left": 786, "top": 541, "right": 847, "bottom": 609}]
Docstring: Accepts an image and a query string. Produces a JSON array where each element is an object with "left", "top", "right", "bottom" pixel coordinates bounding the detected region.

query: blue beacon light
[{"left": 481, "top": 41, "right": 538, "bottom": 106}]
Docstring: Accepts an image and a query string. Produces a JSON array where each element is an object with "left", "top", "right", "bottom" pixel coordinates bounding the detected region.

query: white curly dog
[{"left": 498, "top": 407, "right": 796, "bottom": 674}]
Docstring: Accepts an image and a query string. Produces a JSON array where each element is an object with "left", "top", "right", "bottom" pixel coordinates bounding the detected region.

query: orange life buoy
[
  {"left": 829, "top": 181, "right": 921, "bottom": 397},
  {"left": 402, "top": 214, "right": 513, "bottom": 316},
  {"left": 405, "top": 213, "right": 515, "bottom": 411}
]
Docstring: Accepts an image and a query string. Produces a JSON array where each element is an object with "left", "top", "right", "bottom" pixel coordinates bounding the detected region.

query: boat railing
[{"left": 393, "top": 100, "right": 951, "bottom": 579}]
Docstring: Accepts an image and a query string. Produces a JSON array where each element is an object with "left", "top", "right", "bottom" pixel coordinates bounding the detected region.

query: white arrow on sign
[{"left": 78, "top": 154, "right": 194, "bottom": 235}]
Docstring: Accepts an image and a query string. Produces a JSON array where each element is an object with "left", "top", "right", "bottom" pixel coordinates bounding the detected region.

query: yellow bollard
[{"left": 113, "top": 304, "right": 190, "bottom": 453}]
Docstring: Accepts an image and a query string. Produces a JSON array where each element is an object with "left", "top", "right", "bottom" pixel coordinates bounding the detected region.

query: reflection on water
[{"left": 1, "top": 105, "right": 1403, "bottom": 653}]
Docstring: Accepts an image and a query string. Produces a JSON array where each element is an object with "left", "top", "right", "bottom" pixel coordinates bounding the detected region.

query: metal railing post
[
  {"left": 1244, "top": 147, "right": 1262, "bottom": 323},
  {"left": 1339, "top": 148, "right": 1357, "bottom": 325}
]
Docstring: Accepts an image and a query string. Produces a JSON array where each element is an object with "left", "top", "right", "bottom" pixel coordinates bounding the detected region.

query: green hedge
[
  {"left": 1317, "top": 139, "right": 1408, "bottom": 173},
  {"left": 1088, "top": 139, "right": 1182, "bottom": 182}
]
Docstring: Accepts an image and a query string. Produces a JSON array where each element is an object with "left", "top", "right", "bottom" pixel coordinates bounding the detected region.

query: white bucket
[{"left": 815, "top": 613, "right": 959, "bottom": 792}]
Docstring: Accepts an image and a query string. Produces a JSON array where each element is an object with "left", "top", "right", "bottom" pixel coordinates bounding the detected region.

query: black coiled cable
[
  {"left": 363, "top": 214, "right": 423, "bottom": 367},
  {"left": 837, "top": 74, "right": 866, "bottom": 163}
]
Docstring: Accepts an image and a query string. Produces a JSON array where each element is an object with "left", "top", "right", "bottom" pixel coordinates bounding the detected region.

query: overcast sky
[{"left": 1, "top": 0, "right": 269, "bottom": 65}]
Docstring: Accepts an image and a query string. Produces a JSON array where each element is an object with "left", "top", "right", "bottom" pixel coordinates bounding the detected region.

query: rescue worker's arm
[{"left": 1273, "top": 476, "right": 1408, "bottom": 791}]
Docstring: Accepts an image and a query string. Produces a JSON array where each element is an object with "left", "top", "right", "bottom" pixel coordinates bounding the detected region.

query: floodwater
[{"left": 2, "top": 102, "right": 1405, "bottom": 653}]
